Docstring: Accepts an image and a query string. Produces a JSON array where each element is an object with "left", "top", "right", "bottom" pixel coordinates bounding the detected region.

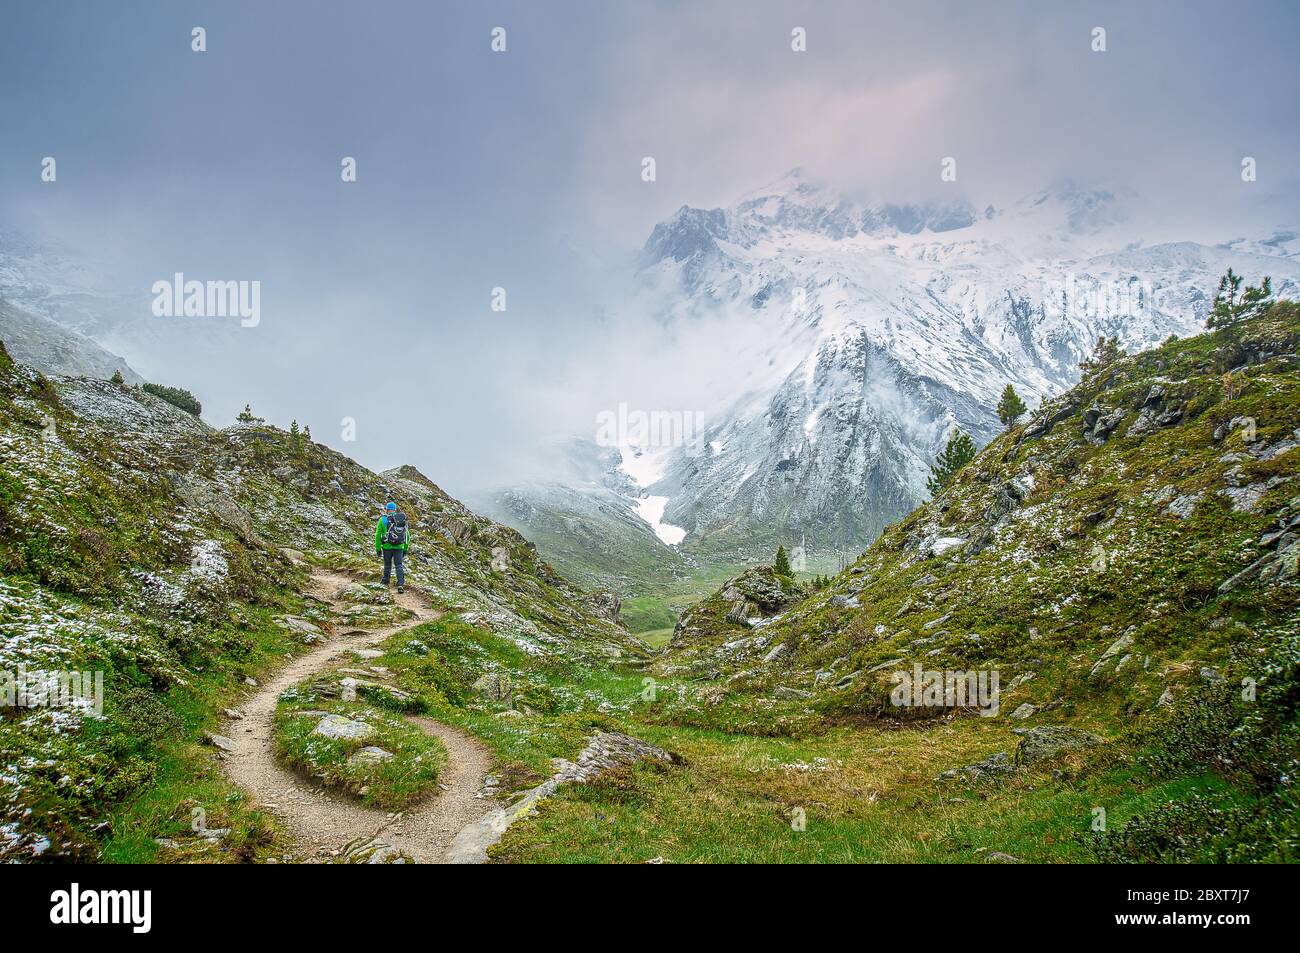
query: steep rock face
[
  {"left": 656, "top": 332, "right": 994, "bottom": 557},
  {"left": 0, "top": 298, "right": 141, "bottom": 383},
  {"left": 635, "top": 170, "right": 1300, "bottom": 559}
]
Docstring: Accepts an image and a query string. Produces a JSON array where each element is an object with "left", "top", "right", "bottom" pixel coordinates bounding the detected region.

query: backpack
[{"left": 384, "top": 512, "right": 408, "bottom": 547}]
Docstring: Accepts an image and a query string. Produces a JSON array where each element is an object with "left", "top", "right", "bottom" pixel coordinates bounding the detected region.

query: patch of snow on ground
[
  {"left": 188, "top": 540, "right": 229, "bottom": 583},
  {"left": 617, "top": 443, "right": 672, "bottom": 488},
  {"left": 634, "top": 495, "right": 686, "bottom": 546}
]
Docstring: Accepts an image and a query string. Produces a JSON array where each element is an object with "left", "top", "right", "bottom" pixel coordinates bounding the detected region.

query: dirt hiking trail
[{"left": 222, "top": 568, "right": 495, "bottom": 863}]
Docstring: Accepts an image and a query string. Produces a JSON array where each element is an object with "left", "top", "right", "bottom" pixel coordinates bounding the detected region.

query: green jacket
[{"left": 375, "top": 514, "right": 411, "bottom": 552}]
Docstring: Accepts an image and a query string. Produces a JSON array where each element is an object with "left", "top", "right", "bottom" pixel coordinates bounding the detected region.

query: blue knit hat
[{"left": 386, "top": 501, "right": 396, "bottom": 511}]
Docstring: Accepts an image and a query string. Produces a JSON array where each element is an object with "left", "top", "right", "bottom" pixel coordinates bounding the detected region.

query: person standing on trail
[{"left": 375, "top": 501, "right": 411, "bottom": 593}]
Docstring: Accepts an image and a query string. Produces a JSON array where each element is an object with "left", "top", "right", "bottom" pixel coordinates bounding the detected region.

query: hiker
[{"left": 375, "top": 501, "right": 411, "bottom": 593}]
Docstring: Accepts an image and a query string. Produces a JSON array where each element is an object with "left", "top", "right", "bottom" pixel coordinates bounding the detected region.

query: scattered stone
[
  {"left": 1166, "top": 492, "right": 1202, "bottom": 518},
  {"left": 941, "top": 751, "right": 1015, "bottom": 782},
  {"left": 1022, "top": 398, "right": 1078, "bottom": 439},
  {"left": 1007, "top": 672, "right": 1036, "bottom": 690},
  {"left": 1218, "top": 546, "right": 1290, "bottom": 593},
  {"left": 275, "top": 615, "right": 325, "bottom": 643},
  {"left": 1089, "top": 407, "right": 1125, "bottom": 439},
  {"left": 340, "top": 677, "right": 413, "bottom": 705},
  {"left": 348, "top": 746, "right": 395, "bottom": 767},
  {"left": 333, "top": 581, "right": 378, "bottom": 603},
  {"left": 726, "top": 599, "right": 758, "bottom": 624},
  {"left": 1089, "top": 632, "right": 1134, "bottom": 677},
  {"left": 204, "top": 732, "right": 236, "bottom": 753},
  {"left": 763, "top": 643, "right": 788, "bottom": 663},
  {"left": 982, "top": 851, "right": 1023, "bottom": 864},
  {"left": 1217, "top": 483, "right": 1268, "bottom": 514},
  {"left": 928, "top": 536, "right": 967, "bottom": 556},
  {"left": 583, "top": 589, "right": 622, "bottom": 622},
  {"left": 447, "top": 733, "right": 681, "bottom": 864},
  {"left": 1009, "top": 703, "right": 1037, "bottom": 720},
  {"left": 773, "top": 686, "right": 812, "bottom": 701},
  {"left": 830, "top": 594, "right": 861, "bottom": 608},
  {"left": 1154, "top": 405, "right": 1184, "bottom": 427},
  {"left": 553, "top": 732, "right": 681, "bottom": 784}
]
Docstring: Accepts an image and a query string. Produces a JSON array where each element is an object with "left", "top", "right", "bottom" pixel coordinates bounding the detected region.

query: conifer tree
[
  {"left": 927, "top": 429, "right": 977, "bottom": 495},
  {"left": 1208, "top": 269, "right": 1273, "bottom": 329},
  {"left": 1080, "top": 336, "right": 1124, "bottom": 376},
  {"left": 996, "top": 385, "right": 1027, "bottom": 429}
]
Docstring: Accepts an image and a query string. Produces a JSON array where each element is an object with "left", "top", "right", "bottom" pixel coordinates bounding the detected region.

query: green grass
[
  {"left": 489, "top": 719, "right": 1247, "bottom": 863},
  {"left": 368, "top": 616, "right": 648, "bottom": 777},
  {"left": 88, "top": 604, "right": 305, "bottom": 862},
  {"left": 638, "top": 627, "right": 675, "bottom": 649},
  {"left": 343, "top": 605, "right": 1274, "bottom": 865},
  {"left": 618, "top": 560, "right": 745, "bottom": 634},
  {"left": 273, "top": 692, "right": 447, "bottom": 810},
  {"left": 619, "top": 596, "right": 677, "bottom": 634}
]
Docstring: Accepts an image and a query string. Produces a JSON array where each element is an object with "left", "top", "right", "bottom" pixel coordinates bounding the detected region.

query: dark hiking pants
[{"left": 382, "top": 549, "right": 405, "bottom": 587}]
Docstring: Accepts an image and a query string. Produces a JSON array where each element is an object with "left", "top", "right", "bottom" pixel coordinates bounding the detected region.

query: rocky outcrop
[
  {"left": 582, "top": 589, "right": 622, "bottom": 623},
  {"left": 552, "top": 732, "right": 680, "bottom": 784},
  {"left": 1014, "top": 726, "right": 1104, "bottom": 765},
  {"left": 720, "top": 566, "right": 798, "bottom": 613},
  {"left": 471, "top": 673, "right": 514, "bottom": 707}
]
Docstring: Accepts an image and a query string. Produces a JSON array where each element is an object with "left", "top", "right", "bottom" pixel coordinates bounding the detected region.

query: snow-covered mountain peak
[{"left": 626, "top": 172, "right": 1300, "bottom": 559}]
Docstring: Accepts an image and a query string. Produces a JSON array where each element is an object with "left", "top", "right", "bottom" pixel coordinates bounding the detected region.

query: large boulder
[
  {"left": 1014, "top": 726, "right": 1104, "bottom": 765},
  {"left": 275, "top": 615, "right": 325, "bottom": 644},
  {"left": 313, "top": 714, "right": 374, "bottom": 741},
  {"left": 472, "top": 672, "right": 514, "bottom": 706}
]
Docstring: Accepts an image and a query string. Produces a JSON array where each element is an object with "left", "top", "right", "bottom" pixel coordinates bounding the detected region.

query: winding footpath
[{"left": 222, "top": 569, "right": 495, "bottom": 863}]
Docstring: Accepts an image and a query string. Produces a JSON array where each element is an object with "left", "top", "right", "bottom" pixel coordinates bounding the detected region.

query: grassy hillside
[
  {"left": 0, "top": 344, "right": 640, "bottom": 860},
  {"left": 485, "top": 304, "right": 1299, "bottom": 862}
]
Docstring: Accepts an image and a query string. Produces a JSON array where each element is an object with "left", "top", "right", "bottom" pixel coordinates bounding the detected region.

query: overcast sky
[{"left": 1, "top": 1, "right": 1297, "bottom": 496}]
